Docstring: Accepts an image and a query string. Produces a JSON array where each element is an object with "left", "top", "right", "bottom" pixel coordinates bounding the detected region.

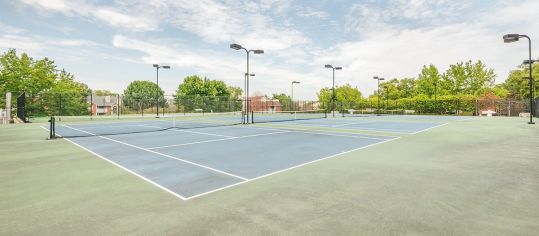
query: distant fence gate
[{"left": 476, "top": 99, "right": 531, "bottom": 117}]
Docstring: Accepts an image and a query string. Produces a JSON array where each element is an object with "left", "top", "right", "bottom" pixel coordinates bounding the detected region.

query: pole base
[{"left": 528, "top": 122, "right": 535, "bottom": 124}]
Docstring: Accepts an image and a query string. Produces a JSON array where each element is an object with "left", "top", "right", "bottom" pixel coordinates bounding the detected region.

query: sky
[{"left": 0, "top": 0, "right": 538, "bottom": 100}]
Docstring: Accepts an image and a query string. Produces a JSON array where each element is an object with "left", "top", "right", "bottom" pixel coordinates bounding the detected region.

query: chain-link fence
[
  {"left": 2, "top": 90, "right": 538, "bottom": 122},
  {"left": 336, "top": 97, "right": 478, "bottom": 116},
  {"left": 475, "top": 99, "right": 532, "bottom": 117}
]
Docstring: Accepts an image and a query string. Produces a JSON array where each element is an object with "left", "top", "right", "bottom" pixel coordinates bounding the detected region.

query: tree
[
  {"left": 417, "top": 64, "right": 444, "bottom": 98},
  {"left": 379, "top": 79, "right": 399, "bottom": 100},
  {"left": 443, "top": 60, "right": 495, "bottom": 96},
  {"left": 43, "top": 70, "right": 90, "bottom": 116},
  {"left": 463, "top": 60, "right": 496, "bottom": 95},
  {"left": 317, "top": 84, "right": 363, "bottom": 111},
  {"left": 173, "top": 75, "right": 240, "bottom": 112},
  {"left": 0, "top": 49, "right": 91, "bottom": 116},
  {"left": 397, "top": 78, "right": 416, "bottom": 98},
  {"left": 0, "top": 49, "right": 56, "bottom": 110},
  {"left": 502, "top": 63, "right": 539, "bottom": 100},
  {"left": 123, "top": 80, "right": 164, "bottom": 111},
  {"left": 93, "top": 90, "right": 117, "bottom": 96},
  {"left": 273, "top": 93, "right": 291, "bottom": 110}
]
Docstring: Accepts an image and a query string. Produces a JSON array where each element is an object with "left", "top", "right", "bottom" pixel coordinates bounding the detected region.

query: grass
[{"left": 1, "top": 116, "right": 538, "bottom": 235}]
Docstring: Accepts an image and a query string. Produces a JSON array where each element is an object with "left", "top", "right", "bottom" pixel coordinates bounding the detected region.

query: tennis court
[{"left": 48, "top": 116, "right": 402, "bottom": 199}]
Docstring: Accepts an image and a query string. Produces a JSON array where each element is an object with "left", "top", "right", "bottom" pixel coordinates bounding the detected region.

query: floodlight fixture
[
  {"left": 230, "top": 43, "right": 242, "bottom": 50},
  {"left": 503, "top": 34, "right": 520, "bottom": 43},
  {"left": 502, "top": 33, "right": 534, "bottom": 124}
]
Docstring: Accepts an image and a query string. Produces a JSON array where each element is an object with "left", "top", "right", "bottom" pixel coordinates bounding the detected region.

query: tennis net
[
  {"left": 251, "top": 110, "right": 327, "bottom": 123},
  {"left": 50, "top": 112, "right": 243, "bottom": 138}
]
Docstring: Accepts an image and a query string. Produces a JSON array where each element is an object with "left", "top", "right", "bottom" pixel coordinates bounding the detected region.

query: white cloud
[
  {"left": 20, "top": 0, "right": 159, "bottom": 31},
  {"left": 9, "top": 0, "right": 539, "bottom": 99},
  {"left": 321, "top": 2, "right": 539, "bottom": 95}
]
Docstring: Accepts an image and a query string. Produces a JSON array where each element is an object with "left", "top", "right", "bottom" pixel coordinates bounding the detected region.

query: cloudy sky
[{"left": 1, "top": 0, "right": 538, "bottom": 99}]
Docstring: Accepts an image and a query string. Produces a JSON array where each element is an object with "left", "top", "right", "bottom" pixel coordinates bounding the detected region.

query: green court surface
[{"left": 1, "top": 117, "right": 538, "bottom": 235}]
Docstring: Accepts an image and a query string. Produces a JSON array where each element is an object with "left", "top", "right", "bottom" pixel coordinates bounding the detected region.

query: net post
[
  {"left": 90, "top": 93, "right": 93, "bottom": 120},
  {"left": 48, "top": 116, "right": 55, "bottom": 139}
]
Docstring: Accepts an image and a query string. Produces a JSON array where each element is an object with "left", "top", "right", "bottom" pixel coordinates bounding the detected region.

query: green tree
[
  {"left": 462, "top": 60, "right": 496, "bottom": 95},
  {"left": 501, "top": 63, "right": 539, "bottom": 100},
  {"left": 417, "top": 64, "right": 444, "bottom": 98},
  {"left": 317, "top": 84, "right": 363, "bottom": 111},
  {"left": 43, "top": 70, "right": 90, "bottom": 116},
  {"left": 173, "top": 75, "right": 239, "bottom": 112},
  {"left": 379, "top": 79, "right": 399, "bottom": 100},
  {"left": 272, "top": 93, "right": 292, "bottom": 110},
  {"left": 397, "top": 78, "right": 417, "bottom": 98},
  {"left": 0, "top": 49, "right": 55, "bottom": 95},
  {"left": 123, "top": 80, "right": 164, "bottom": 111},
  {"left": 443, "top": 60, "right": 495, "bottom": 96},
  {"left": 0, "top": 49, "right": 91, "bottom": 117},
  {"left": 94, "top": 90, "right": 117, "bottom": 96}
]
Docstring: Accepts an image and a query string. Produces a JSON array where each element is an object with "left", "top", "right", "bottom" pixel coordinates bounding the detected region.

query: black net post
[
  {"left": 90, "top": 93, "right": 93, "bottom": 120},
  {"left": 48, "top": 116, "right": 55, "bottom": 139},
  {"left": 16, "top": 92, "right": 26, "bottom": 122}
]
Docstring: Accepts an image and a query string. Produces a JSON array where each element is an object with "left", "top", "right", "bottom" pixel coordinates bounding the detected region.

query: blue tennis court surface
[{"left": 49, "top": 117, "right": 447, "bottom": 200}]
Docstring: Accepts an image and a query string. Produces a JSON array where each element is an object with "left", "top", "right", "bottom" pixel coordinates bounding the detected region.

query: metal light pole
[
  {"left": 291, "top": 81, "right": 300, "bottom": 110},
  {"left": 230, "top": 43, "right": 264, "bottom": 124},
  {"left": 325, "top": 64, "right": 342, "bottom": 117},
  {"left": 152, "top": 64, "right": 170, "bottom": 117},
  {"left": 434, "top": 79, "right": 437, "bottom": 114},
  {"left": 384, "top": 86, "right": 389, "bottom": 110},
  {"left": 503, "top": 34, "right": 535, "bottom": 124},
  {"left": 373, "top": 76, "right": 385, "bottom": 115},
  {"left": 244, "top": 73, "right": 255, "bottom": 119}
]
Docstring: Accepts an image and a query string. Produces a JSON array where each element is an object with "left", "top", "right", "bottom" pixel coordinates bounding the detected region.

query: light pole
[
  {"left": 230, "top": 43, "right": 264, "bottom": 124},
  {"left": 384, "top": 86, "right": 389, "bottom": 111},
  {"left": 325, "top": 64, "right": 342, "bottom": 117},
  {"left": 434, "top": 79, "right": 438, "bottom": 114},
  {"left": 503, "top": 34, "right": 535, "bottom": 124},
  {"left": 373, "top": 76, "right": 385, "bottom": 115},
  {"left": 245, "top": 73, "right": 255, "bottom": 119},
  {"left": 152, "top": 64, "right": 170, "bottom": 117},
  {"left": 291, "top": 81, "right": 300, "bottom": 110}
]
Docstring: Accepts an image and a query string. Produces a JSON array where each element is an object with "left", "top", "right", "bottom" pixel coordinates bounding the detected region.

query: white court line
[
  {"left": 290, "top": 130, "right": 392, "bottom": 141},
  {"left": 248, "top": 124, "right": 401, "bottom": 139},
  {"left": 46, "top": 124, "right": 403, "bottom": 201},
  {"left": 139, "top": 125, "right": 236, "bottom": 138},
  {"left": 39, "top": 126, "right": 188, "bottom": 200},
  {"left": 329, "top": 121, "right": 378, "bottom": 128},
  {"left": 62, "top": 125, "right": 249, "bottom": 181},
  {"left": 148, "top": 130, "right": 291, "bottom": 150},
  {"left": 184, "top": 136, "right": 402, "bottom": 200},
  {"left": 264, "top": 122, "right": 415, "bottom": 134},
  {"left": 411, "top": 122, "right": 449, "bottom": 134},
  {"left": 187, "top": 124, "right": 393, "bottom": 141}
]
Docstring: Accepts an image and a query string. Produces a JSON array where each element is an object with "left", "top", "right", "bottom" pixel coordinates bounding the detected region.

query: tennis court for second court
[{"left": 49, "top": 122, "right": 398, "bottom": 200}]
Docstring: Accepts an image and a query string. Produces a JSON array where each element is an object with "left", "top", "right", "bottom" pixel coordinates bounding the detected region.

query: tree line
[
  {"left": 318, "top": 60, "right": 538, "bottom": 114},
  {"left": 0, "top": 49, "right": 243, "bottom": 117},
  {"left": 1, "top": 49, "right": 537, "bottom": 117}
]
